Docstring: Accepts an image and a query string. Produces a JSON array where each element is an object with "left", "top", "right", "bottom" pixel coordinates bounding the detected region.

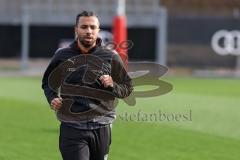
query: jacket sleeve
[
  {"left": 111, "top": 53, "right": 133, "bottom": 98},
  {"left": 41, "top": 52, "right": 62, "bottom": 104}
]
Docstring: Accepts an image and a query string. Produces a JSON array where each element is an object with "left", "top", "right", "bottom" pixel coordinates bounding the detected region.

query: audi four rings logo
[{"left": 211, "top": 30, "right": 240, "bottom": 56}]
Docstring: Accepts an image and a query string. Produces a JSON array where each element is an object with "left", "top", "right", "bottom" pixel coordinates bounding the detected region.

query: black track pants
[{"left": 59, "top": 123, "right": 111, "bottom": 160}]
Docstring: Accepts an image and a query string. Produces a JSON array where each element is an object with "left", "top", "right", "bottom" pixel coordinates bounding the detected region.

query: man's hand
[
  {"left": 99, "top": 75, "right": 113, "bottom": 88},
  {"left": 50, "top": 97, "right": 62, "bottom": 111}
]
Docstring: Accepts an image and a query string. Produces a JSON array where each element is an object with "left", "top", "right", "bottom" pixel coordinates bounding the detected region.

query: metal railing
[{"left": 0, "top": 0, "right": 161, "bottom": 26}]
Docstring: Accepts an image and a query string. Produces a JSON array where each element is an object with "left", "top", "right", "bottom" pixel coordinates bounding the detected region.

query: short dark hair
[{"left": 75, "top": 11, "right": 99, "bottom": 26}]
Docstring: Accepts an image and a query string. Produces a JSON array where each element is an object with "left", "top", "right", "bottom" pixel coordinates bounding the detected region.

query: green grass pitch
[{"left": 0, "top": 76, "right": 239, "bottom": 160}]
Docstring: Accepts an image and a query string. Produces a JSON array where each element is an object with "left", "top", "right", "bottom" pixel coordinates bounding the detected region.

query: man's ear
[
  {"left": 74, "top": 26, "right": 77, "bottom": 33},
  {"left": 74, "top": 27, "right": 78, "bottom": 39}
]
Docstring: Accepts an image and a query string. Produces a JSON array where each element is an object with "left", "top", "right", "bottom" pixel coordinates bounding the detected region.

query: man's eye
[
  {"left": 80, "top": 26, "right": 88, "bottom": 29},
  {"left": 80, "top": 25, "right": 98, "bottom": 30},
  {"left": 90, "top": 26, "right": 98, "bottom": 30}
]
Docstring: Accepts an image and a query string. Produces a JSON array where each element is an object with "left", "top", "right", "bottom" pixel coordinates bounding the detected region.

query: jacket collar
[{"left": 70, "top": 38, "right": 102, "bottom": 54}]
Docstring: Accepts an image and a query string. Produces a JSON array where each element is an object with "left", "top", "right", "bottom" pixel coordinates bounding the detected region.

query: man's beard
[{"left": 78, "top": 36, "right": 95, "bottom": 49}]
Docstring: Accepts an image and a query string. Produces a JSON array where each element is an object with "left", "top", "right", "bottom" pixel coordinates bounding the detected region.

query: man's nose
[{"left": 86, "top": 27, "right": 92, "bottom": 33}]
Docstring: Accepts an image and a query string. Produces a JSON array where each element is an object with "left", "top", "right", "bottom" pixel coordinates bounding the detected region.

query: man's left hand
[{"left": 99, "top": 75, "right": 113, "bottom": 88}]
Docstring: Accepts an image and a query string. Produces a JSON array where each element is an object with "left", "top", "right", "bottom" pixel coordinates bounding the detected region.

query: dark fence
[
  {"left": 167, "top": 16, "right": 240, "bottom": 68},
  {"left": 1, "top": 16, "right": 240, "bottom": 68},
  {"left": 0, "top": 26, "right": 156, "bottom": 61}
]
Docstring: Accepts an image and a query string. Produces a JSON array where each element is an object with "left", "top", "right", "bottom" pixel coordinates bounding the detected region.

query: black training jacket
[{"left": 42, "top": 38, "right": 133, "bottom": 129}]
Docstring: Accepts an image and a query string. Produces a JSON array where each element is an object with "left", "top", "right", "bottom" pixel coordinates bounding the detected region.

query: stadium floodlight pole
[
  {"left": 157, "top": 7, "right": 168, "bottom": 66},
  {"left": 113, "top": 0, "right": 128, "bottom": 67},
  {"left": 21, "top": 3, "right": 30, "bottom": 71}
]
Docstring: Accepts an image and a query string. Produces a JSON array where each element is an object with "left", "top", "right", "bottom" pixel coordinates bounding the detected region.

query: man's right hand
[{"left": 50, "top": 97, "right": 63, "bottom": 111}]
